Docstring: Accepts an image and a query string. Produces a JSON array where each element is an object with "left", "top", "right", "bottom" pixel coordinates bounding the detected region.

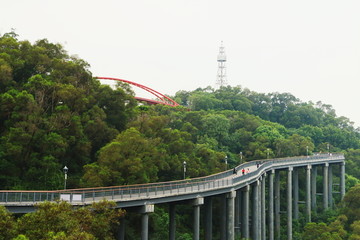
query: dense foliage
[
  {"left": 2, "top": 32, "right": 360, "bottom": 239},
  {"left": 0, "top": 32, "right": 136, "bottom": 189},
  {"left": 0, "top": 200, "right": 124, "bottom": 240}
]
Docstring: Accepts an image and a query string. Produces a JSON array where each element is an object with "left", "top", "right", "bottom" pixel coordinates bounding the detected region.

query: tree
[
  {"left": 342, "top": 184, "right": 360, "bottom": 223},
  {"left": 0, "top": 32, "right": 137, "bottom": 189},
  {"left": 345, "top": 149, "right": 360, "bottom": 180},
  {"left": 201, "top": 113, "right": 230, "bottom": 146},
  {"left": 349, "top": 221, "right": 360, "bottom": 240},
  {"left": 81, "top": 128, "right": 160, "bottom": 186},
  {"left": 274, "top": 134, "right": 314, "bottom": 158},
  {"left": 188, "top": 92, "right": 222, "bottom": 111},
  {"left": 0, "top": 206, "right": 16, "bottom": 240},
  {"left": 253, "top": 124, "right": 285, "bottom": 146},
  {"left": 16, "top": 200, "right": 124, "bottom": 240},
  {"left": 302, "top": 222, "right": 343, "bottom": 240}
]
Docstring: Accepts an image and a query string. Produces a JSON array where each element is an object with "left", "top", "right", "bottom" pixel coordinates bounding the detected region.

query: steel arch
[{"left": 96, "top": 77, "right": 179, "bottom": 107}]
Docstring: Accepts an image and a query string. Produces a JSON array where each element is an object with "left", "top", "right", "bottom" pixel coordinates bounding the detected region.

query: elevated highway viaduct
[{"left": 0, "top": 154, "right": 345, "bottom": 240}]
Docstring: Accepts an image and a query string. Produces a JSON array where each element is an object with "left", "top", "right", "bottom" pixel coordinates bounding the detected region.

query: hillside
[
  {"left": 1, "top": 32, "right": 360, "bottom": 190},
  {"left": 2, "top": 32, "right": 360, "bottom": 240}
]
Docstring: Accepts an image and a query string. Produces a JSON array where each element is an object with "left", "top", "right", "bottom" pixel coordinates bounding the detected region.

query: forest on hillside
[{"left": 1, "top": 32, "right": 360, "bottom": 239}]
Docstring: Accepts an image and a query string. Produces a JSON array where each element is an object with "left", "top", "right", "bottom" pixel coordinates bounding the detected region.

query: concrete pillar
[
  {"left": 235, "top": 191, "right": 241, "bottom": 237},
  {"left": 242, "top": 185, "right": 250, "bottom": 240},
  {"left": 323, "top": 163, "right": 329, "bottom": 210},
  {"left": 193, "top": 197, "right": 204, "bottom": 240},
  {"left": 269, "top": 170, "right": 275, "bottom": 240},
  {"left": 142, "top": 214, "right": 149, "bottom": 240},
  {"left": 306, "top": 165, "right": 311, "bottom": 222},
  {"left": 311, "top": 166, "right": 317, "bottom": 212},
  {"left": 220, "top": 195, "right": 227, "bottom": 240},
  {"left": 204, "top": 197, "right": 213, "bottom": 240},
  {"left": 252, "top": 180, "right": 260, "bottom": 240},
  {"left": 169, "top": 204, "right": 176, "bottom": 240},
  {"left": 141, "top": 204, "right": 154, "bottom": 240},
  {"left": 328, "top": 164, "right": 333, "bottom": 208},
  {"left": 258, "top": 180, "right": 262, "bottom": 240},
  {"left": 293, "top": 168, "right": 299, "bottom": 220},
  {"left": 340, "top": 162, "right": 346, "bottom": 200},
  {"left": 117, "top": 217, "right": 125, "bottom": 240},
  {"left": 287, "top": 167, "right": 293, "bottom": 240},
  {"left": 258, "top": 178, "right": 262, "bottom": 240},
  {"left": 227, "top": 190, "right": 236, "bottom": 240},
  {"left": 275, "top": 170, "right": 281, "bottom": 240},
  {"left": 261, "top": 174, "right": 266, "bottom": 240}
]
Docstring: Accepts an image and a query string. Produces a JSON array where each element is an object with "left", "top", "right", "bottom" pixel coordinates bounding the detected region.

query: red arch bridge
[{"left": 96, "top": 77, "right": 180, "bottom": 107}]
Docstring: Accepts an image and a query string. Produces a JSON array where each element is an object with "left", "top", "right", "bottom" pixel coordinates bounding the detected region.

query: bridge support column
[
  {"left": 242, "top": 185, "right": 250, "bottom": 240},
  {"left": 193, "top": 197, "right": 204, "bottom": 240},
  {"left": 323, "top": 163, "right": 329, "bottom": 210},
  {"left": 311, "top": 166, "right": 317, "bottom": 212},
  {"left": 204, "top": 197, "right": 213, "bottom": 240},
  {"left": 227, "top": 190, "right": 236, "bottom": 240},
  {"left": 141, "top": 204, "right": 154, "bottom": 240},
  {"left": 293, "top": 168, "right": 299, "bottom": 220},
  {"left": 220, "top": 195, "right": 226, "bottom": 240},
  {"left": 252, "top": 180, "right": 260, "bottom": 240},
  {"left": 329, "top": 164, "right": 333, "bottom": 208},
  {"left": 117, "top": 217, "right": 125, "bottom": 240},
  {"left": 287, "top": 167, "right": 293, "bottom": 240},
  {"left": 235, "top": 191, "right": 241, "bottom": 237},
  {"left": 269, "top": 170, "right": 275, "bottom": 240},
  {"left": 340, "top": 162, "right": 346, "bottom": 200},
  {"left": 261, "top": 174, "right": 266, "bottom": 240},
  {"left": 306, "top": 165, "right": 311, "bottom": 222},
  {"left": 258, "top": 177, "right": 262, "bottom": 240},
  {"left": 275, "top": 170, "right": 281, "bottom": 240},
  {"left": 169, "top": 204, "right": 176, "bottom": 240}
]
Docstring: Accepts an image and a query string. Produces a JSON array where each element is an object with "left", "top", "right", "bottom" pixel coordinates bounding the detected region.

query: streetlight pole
[
  {"left": 183, "top": 161, "right": 186, "bottom": 180},
  {"left": 267, "top": 149, "right": 270, "bottom": 159},
  {"left": 63, "top": 166, "right": 68, "bottom": 190},
  {"left": 306, "top": 146, "right": 309, "bottom": 158},
  {"left": 240, "top": 152, "right": 243, "bottom": 164},
  {"left": 225, "top": 155, "right": 228, "bottom": 170}
]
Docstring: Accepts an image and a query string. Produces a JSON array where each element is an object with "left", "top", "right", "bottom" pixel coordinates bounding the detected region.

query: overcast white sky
[{"left": 2, "top": 0, "right": 360, "bottom": 127}]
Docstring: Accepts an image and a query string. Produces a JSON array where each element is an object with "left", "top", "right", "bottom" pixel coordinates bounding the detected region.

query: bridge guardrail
[{"left": 0, "top": 154, "right": 344, "bottom": 205}]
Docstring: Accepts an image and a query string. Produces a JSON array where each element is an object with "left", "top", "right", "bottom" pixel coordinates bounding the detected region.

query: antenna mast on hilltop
[{"left": 216, "top": 41, "right": 227, "bottom": 87}]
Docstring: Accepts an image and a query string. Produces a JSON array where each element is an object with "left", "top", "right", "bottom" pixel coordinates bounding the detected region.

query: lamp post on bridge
[
  {"left": 225, "top": 155, "right": 228, "bottom": 170},
  {"left": 63, "top": 166, "right": 68, "bottom": 190},
  {"left": 183, "top": 161, "right": 187, "bottom": 180},
  {"left": 306, "top": 146, "right": 309, "bottom": 158},
  {"left": 239, "top": 151, "right": 243, "bottom": 164}
]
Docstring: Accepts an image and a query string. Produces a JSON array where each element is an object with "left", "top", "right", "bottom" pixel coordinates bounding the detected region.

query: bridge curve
[
  {"left": 0, "top": 154, "right": 346, "bottom": 240},
  {"left": 96, "top": 77, "right": 180, "bottom": 107}
]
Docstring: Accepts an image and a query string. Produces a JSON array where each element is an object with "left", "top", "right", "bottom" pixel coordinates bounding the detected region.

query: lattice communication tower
[{"left": 216, "top": 41, "right": 227, "bottom": 87}]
